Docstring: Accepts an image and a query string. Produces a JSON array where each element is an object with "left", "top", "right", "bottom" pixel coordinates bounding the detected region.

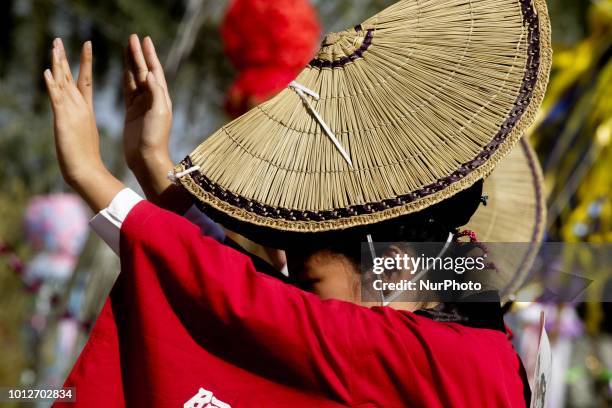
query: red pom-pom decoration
[
  {"left": 225, "top": 67, "right": 298, "bottom": 118},
  {"left": 221, "top": 0, "right": 321, "bottom": 117}
]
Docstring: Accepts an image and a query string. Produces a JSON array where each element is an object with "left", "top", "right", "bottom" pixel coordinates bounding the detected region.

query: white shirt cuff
[
  {"left": 90, "top": 188, "right": 143, "bottom": 255},
  {"left": 90, "top": 188, "right": 225, "bottom": 256}
]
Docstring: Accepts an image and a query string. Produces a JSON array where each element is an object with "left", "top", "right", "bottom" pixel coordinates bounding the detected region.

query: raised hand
[
  {"left": 121, "top": 34, "right": 193, "bottom": 212},
  {"left": 123, "top": 34, "right": 174, "bottom": 199},
  {"left": 44, "top": 39, "right": 124, "bottom": 212}
]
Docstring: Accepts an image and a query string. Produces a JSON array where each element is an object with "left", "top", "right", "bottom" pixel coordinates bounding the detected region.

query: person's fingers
[
  {"left": 54, "top": 38, "right": 74, "bottom": 84},
  {"left": 142, "top": 36, "right": 172, "bottom": 110},
  {"left": 77, "top": 41, "right": 94, "bottom": 107},
  {"left": 142, "top": 36, "right": 168, "bottom": 90},
  {"left": 123, "top": 46, "right": 138, "bottom": 90},
  {"left": 122, "top": 47, "right": 139, "bottom": 108},
  {"left": 129, "top": 34, "right": 149, "bottom": 87},
  {"left": 44, "top": 69, "right": 61, "bottom": 110},
  {"left": 145, "top": 72, "right": 167, "bottom": 111},
  {"left": 51, "top": 45, "right": 64, "bottom": 86}
]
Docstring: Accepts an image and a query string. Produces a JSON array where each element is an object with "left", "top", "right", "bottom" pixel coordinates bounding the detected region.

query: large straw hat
[
  {"left": 465, "top": 137, "right": 546, "bottom": 298},
  {"left": 174, "top": 0, "right": 551, "bottom": 236}
]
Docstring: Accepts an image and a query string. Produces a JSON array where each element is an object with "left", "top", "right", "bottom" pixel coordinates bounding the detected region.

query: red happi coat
[{"left": 55, "top": 201, "right": 528, "bottom": 407}]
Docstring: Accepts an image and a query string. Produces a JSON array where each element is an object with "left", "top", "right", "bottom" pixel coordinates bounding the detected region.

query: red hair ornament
[{"left": 221, "top": 0, "right": 321, "bottom": 117}]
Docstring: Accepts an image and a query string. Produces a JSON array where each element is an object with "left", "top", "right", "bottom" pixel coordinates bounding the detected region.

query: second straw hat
[
  {"left": 465, "top": 137, "right": 546, "bottom": 298},
  {"left": 174, "top": 0, "right": 552, "bottom": 234}
]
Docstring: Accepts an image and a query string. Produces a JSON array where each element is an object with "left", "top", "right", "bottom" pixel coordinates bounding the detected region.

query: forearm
[
  {"left": 70, "top": 167, "right": 125, "bottom": 213},
  {"left": 129, "top": 153, "right": 193, "bottom": 214}
]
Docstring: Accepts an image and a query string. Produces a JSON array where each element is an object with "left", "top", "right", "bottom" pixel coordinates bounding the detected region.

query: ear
[
  {"left": 380, "top": 245, "right": 417, "bottom": 278},
  {"left": 378, "top": 245, "right": 402, "bottom": 278},
  {"left": 383, "top": 245, "right": 402, "bottom": 259}
]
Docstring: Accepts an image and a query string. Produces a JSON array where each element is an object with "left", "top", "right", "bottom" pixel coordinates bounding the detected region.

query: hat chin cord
[{"left": 368, "top": 232, "right": 454, "bottom": 307}]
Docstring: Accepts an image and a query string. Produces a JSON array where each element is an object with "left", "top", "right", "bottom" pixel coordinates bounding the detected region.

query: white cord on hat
[
  {"left": 378, "top": 232, "right": 454, "bottom": 306},
  {"left": 289, "top": 81, "right": 353, "bottom": 168},
  {"left": 167, "top": 165, "right": 201, "bottom": 185},
  {"left": 366, "top": 234, "right": 386, "bottom": 305}
]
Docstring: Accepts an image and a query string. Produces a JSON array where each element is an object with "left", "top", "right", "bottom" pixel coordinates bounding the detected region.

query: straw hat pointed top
[{"left": 175, "top": 0, "right": 552, "bottom": 234}]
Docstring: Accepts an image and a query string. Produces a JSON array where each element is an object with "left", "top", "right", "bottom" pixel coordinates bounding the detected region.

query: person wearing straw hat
[{"left": 45, "top": 0, "right": 551, "bottom": 406}]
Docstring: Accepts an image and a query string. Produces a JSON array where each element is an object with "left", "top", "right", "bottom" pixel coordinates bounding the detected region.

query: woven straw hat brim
[
  {"left": 176, "top": 0, "right": 552, "bottom": 234},
  {"left": 466, "top": 137, "right": 546, "bottom": 299}
]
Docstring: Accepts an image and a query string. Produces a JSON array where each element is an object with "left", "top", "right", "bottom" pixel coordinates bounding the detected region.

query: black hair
[{"left": 290, "top": 179, "right": 484, "bottom": 264}]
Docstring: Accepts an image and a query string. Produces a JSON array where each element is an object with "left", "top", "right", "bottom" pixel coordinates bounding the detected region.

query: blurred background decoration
[
  {"left": 534, "top": 0, "right": 611, "bottom": 243},
  {"left": 0, "top": 0, "right": 610, "bottom": 407},
  {"left": 221, "top": 0, "right": 321, "bottom": 117},
  {"left": 521, "top": 1, "right": 612, "bottom": 406}
]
